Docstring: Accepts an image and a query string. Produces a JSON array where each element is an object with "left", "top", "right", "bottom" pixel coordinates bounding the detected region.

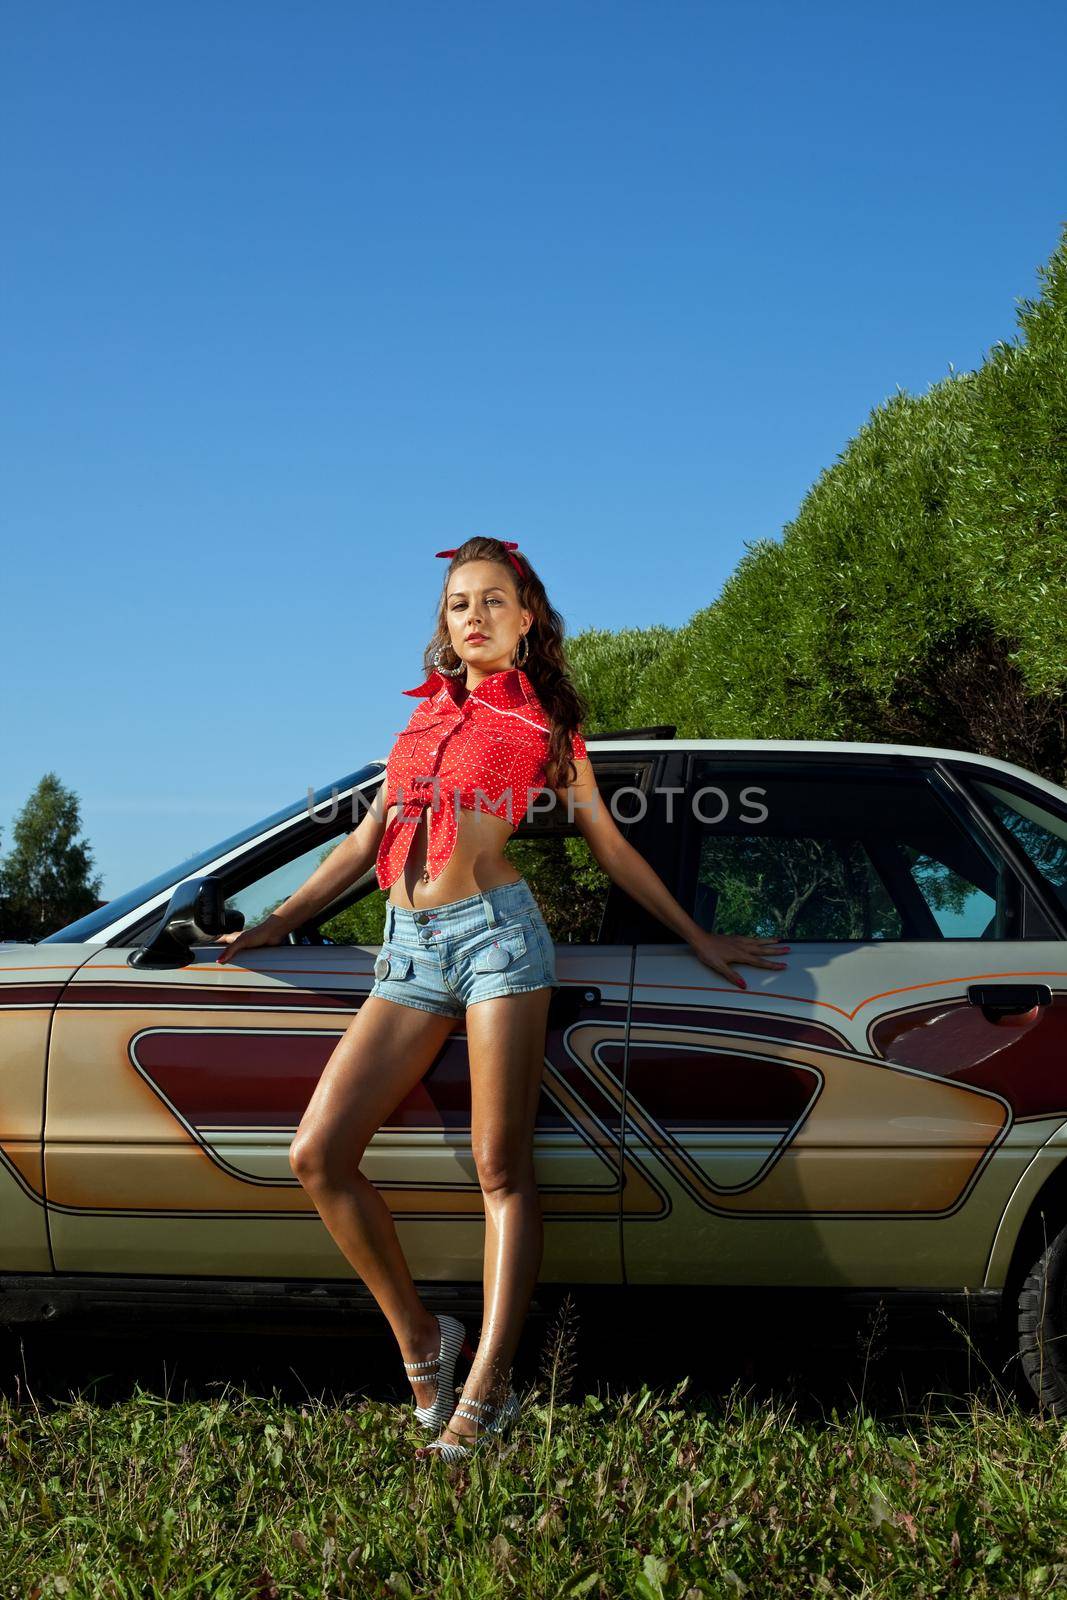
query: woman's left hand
[{"left": 689, "top": 930, "right": 791, "bottom": 990}]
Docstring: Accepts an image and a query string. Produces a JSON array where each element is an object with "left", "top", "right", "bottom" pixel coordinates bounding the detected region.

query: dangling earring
[
  {"left": 513, "top": 631, "right": 530, "bottom": 668},
  {"left": 432, "top": 644, "right": 466, "bottom": 676}
]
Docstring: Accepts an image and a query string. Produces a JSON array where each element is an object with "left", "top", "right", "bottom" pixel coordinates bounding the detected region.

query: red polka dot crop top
[{"left": 375, "top": 665, "right": 588, "bottom": 889}]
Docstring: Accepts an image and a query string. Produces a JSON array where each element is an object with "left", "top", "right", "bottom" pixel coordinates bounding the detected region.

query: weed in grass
[
  {"left": 533, "top": 1292, "right": 579, "bottom": 1412},
  {"left": 853, "top": 1297, "right": 889, "bottom": 1412}
]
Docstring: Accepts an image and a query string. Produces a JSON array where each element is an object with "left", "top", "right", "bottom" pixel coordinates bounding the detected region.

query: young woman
[{"left": 217, "top": 535, "right": 790, "bottom": 1462}]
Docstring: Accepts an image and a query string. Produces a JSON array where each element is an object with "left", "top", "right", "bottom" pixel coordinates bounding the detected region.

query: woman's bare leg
[
  {"left": 289, "top": 994, "right": 460, "bottom": 1406},
  {"left": 433, "top": 988, "right": 551, "bottom": 1443}
]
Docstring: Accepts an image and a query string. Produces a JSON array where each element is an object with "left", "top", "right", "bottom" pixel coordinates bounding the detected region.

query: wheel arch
[{"left": 988, "top": 1136, "right": 1067, "bottom": 1306}]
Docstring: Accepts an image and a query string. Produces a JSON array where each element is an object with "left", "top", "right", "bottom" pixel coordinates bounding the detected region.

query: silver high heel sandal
[
  {"left": 415, "top": 1387, "right": 521, "bottom": 1463},
  {"left": 402, "top": 1313, "right": 474, "bottom": 1432}
]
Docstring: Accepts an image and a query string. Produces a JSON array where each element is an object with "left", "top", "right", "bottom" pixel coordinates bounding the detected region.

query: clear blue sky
[{"left": 2, "top": 0, "right": 1064, "bottom": 901}]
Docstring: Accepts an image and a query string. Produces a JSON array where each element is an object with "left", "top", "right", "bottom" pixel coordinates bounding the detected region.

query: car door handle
[{"left": 967, "top": 983, "right": 1052, "bottom": 1020}]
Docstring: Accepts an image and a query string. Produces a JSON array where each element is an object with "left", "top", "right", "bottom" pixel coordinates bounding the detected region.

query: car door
[
  {"left": 44, "top": 759, "right": 641, "bottom": 1286},
  {"left": 622, "top": 751, "right": 1067, "bottom": 1292},
  {"left": 46, "top": 799, "right": 391, "bottom": 1281}
]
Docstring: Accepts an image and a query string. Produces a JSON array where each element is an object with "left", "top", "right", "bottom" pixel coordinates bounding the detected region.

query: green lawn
[{"left": 3, "top": 1306, "right": 1065, "bottom": 1599}]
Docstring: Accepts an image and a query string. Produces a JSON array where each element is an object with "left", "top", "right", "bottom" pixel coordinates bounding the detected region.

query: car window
[
  {"left": 224, "top": 833, "right": 386, "bottom": 947},
  {"left": 292, "top": 758, "right": 657, "bottom": 948},
  {"left": 894, "top": 841, "right": 1000, "bottom": 937},
  {"left": 678, "top": 761, "right": 1012, "bottom": 942},
  {"left": 968, "top": 779, "right": 1067, "bottom": 921}
]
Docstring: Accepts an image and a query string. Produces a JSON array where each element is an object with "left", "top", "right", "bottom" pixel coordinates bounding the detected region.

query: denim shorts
[{"left": 367, "top": 878, "right": 558, "bottom": 1020}]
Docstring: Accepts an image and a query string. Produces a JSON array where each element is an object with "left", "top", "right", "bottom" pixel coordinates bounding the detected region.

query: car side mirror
[{"left": 128, "top": 876, "right": 243, "bottom": 968}]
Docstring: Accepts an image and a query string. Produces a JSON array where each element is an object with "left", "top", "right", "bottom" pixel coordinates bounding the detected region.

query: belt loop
[{"left": 481, "top": 890, "right": 498, "bottom": 928}]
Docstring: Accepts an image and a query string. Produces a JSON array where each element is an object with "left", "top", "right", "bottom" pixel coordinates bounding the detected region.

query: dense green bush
[{"left": 570, "top": 227, "right": 1067, "bottom": 786}]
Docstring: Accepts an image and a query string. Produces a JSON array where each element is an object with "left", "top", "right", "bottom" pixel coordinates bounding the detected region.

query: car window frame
[
  {"left": 107, "top": 750, "right": 667, "bottom": 952},
  {"left": 600, "top": 749, "right": 690, "bottom": 943},
  {"left": 669, "top": 750, "right": 1033, "bottom": 945},
  {"left": 937, "top": 760, "right": 1067, "bottom": 940},
  {"left": 83, "top": 746, "right": 1067, "bottom": 953}
]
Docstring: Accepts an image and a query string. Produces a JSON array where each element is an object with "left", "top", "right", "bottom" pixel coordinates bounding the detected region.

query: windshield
[{"left": 40, "top": 764, "right": 384, "bottom": 944}]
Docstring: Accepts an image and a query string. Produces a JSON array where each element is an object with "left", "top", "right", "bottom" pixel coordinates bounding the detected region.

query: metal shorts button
[
  {"left": 374, "top": 950, "right": 413, "bottom": 981},
  {"left": 470, "top": 928, "right": 528, "bottom": 973}
]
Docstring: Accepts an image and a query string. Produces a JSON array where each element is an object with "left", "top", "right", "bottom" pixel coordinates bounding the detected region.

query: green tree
[
  {"left": 948, "top": 232, "right": 1067, "bottom": 696},
  {"left": 566, "top": 623, "right": 678, "bottom": 734},
  {"left": 0, "top": 774, "right": 103, "bottom": 941},
  {"left": 569, "top": 225, "right": 1067, "bottom": 786}
]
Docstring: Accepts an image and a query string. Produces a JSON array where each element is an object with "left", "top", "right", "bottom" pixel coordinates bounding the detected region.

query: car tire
[{"left": 1015, "top": 1219, "right": 1067, "bottom": 1416}]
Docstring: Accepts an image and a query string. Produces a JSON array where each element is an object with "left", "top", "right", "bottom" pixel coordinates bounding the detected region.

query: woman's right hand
[{"left": 215, "top": 913, "right": 290, "bottom": 965}]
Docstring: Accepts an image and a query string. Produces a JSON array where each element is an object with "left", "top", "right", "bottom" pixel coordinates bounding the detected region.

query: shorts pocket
[
  {"left": 373, "top": 947, "right": 414, "bottom": 981},
  {"left": 469, "top": 927, "right": 528, "bottom": 973}
]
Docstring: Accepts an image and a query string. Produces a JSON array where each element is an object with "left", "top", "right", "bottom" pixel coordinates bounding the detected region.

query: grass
[{"left": 3, "top": 1299, "right": 1067, "bottom": 1599}]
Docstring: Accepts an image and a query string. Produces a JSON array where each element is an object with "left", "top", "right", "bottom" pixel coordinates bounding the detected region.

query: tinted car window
[
  {"left": 226, "top": 834, "right": 365, "bottom": 943},
  {"left": 969, "top": 779, "right": 1067, "bottom": 919},
  {"left": 680, "top": 762, "right": 1009, "bottom": 941},
  {"left": 896, "top": 842, "right": 1001, "bottom": 937}
]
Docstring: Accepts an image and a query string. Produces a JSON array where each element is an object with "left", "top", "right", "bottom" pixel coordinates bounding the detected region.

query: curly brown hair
[{"left": 424, "top": 536, "right": 588, "bottom": 791}]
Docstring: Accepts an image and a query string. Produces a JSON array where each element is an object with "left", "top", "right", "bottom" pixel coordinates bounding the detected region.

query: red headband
[{"left": 435, "top": 540, "right": 525, "bottom": 580}]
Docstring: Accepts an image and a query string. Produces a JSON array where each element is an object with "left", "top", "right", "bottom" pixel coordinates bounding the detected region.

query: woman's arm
[{"left": 555, "top": 757, "right": 790, "bottom": 990}]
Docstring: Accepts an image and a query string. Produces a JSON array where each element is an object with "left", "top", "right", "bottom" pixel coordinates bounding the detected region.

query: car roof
[
  {"left": 369, "top": 736, "right": 1066, "bottom": 802},
  {"left": 573, "top": 737, "right": 1067, "bottom": 795},
  {"left": 581, "top": 735, "right": 1044, "bottom": 762},
  {"left": 362, "top": 736, "right": 1067, "bottom": 816}
]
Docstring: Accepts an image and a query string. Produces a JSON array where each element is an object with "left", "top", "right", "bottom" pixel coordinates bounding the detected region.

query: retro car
[{"left": 4, "top": 732, "right": 1067, "bottom": 1411}]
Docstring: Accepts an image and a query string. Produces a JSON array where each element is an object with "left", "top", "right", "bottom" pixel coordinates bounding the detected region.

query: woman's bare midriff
[{"left": 385, "top": 804, "right": 524, "bottom": 910}]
